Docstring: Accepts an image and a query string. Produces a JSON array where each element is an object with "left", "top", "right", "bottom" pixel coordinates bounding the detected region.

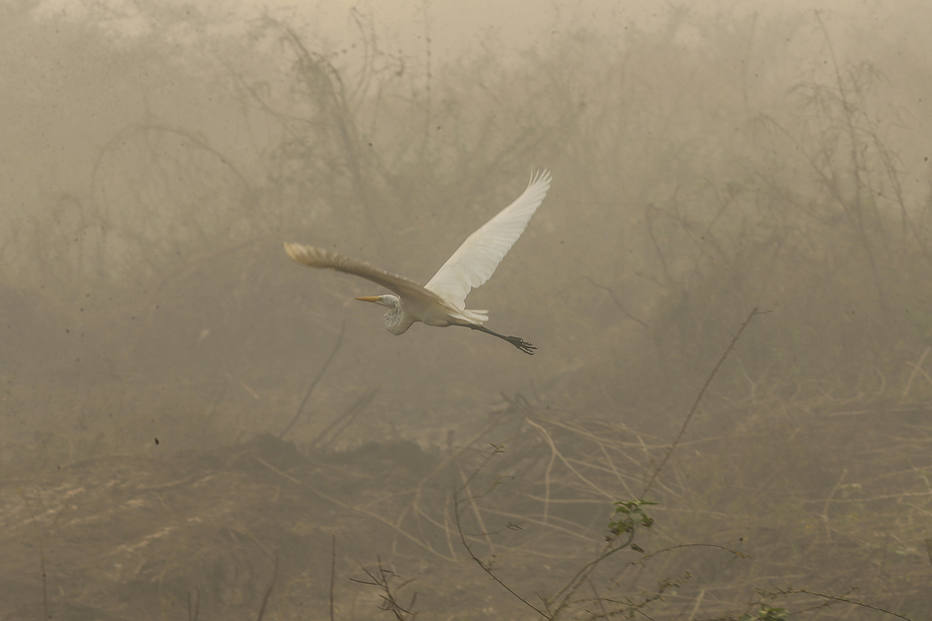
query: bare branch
[{"left": 641, "top": 307, "right": 763, "bottom": 496}]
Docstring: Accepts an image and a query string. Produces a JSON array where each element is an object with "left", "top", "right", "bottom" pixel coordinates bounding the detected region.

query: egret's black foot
[
  {"left": 460, "top": 323, "right": 537, "bottom": 354},
  {"left": 506, "top": 335, "right": 537, "bottom": 355}
]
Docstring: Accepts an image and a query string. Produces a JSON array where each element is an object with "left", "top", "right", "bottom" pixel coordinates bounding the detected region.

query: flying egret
[{"left": 284, "top": 169, "right": 551, "bottom": 354}]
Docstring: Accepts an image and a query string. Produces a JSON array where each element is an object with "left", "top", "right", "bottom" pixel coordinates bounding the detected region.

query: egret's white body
[{"left": 284, "top": 169, "right": 551, "bottom": 354}]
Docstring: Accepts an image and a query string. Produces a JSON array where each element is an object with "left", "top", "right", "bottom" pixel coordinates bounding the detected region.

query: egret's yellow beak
[{"left": 355, "top": 296, "right": 381, "bottom": 303}]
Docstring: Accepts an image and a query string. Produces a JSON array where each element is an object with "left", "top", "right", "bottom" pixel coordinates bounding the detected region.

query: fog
[{"left": 1, "top": 1, "right": 930, "bottom": 618}]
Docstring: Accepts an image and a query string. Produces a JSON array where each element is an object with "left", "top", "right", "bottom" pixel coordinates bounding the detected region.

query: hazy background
[{"left": 1, "top": 0, "right": 930, "bottom": 619}]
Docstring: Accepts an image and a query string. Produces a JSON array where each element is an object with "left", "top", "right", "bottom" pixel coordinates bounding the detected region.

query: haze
[{"left": 1, "top": 1, "right": 929, "bottom": 619}]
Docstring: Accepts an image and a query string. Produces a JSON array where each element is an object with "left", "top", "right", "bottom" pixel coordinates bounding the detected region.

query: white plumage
[{"left": 425, "top": 169, "right": 551, "bottom": 310}]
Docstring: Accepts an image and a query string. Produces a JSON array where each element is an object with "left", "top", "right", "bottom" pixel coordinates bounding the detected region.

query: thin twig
[
  {"left": 457, "top": 465, "right": 495, "bottom": 554},
  {"left": 583, "top": 276, "right": 650, "bottom": 329},
  {"left": 255, "top": 553, "right": 279, "bottom": 621},
  {"left": 548, "top": 530, "right": 637, "bottom": 619},
  {"left": 524, "top": 417, "right": 556, "bottom": 522},
  {"left": 629, "top": 542, "right": 745, "bottom": 566},
  {"left": 279, "top": 316, "right": 346, "bottom": 439},
  {"left": 310, "top": 385, "right": 379, "bottom": 448},
  {"left": 686, "top": 588, "right": 705, "bottom": 621},
  {"left": 901, "top": 346, "right": 931, "bottom": 400},
  {"left": 19, "top": 490, "right": 50, "bottom": 621},
  {"left": 439, "top": 494, "right": 458, "bottom": 559},
  {"left": 821, "top": 468, "right": 847, "bottom": 541},
  {"left": 588, "top": 578, "right": 609, "bottom": 618},
  {"left": 453, "top": 472, "right": 549, "bottom": 618},
  {"left": 39, "top": 543, "right": 49, "bottom": 621},
  {"left": 329, "top": 535, "right": 336, "bottom": 621},
  {"left": 187, "top": 589, "right": 200, "bottom": 621},
  {"left": 641, "top": 307, "right": 762, "bottom": 497},
  {"left": 775, "top": 587, "right": 913, "bottom": 620}
]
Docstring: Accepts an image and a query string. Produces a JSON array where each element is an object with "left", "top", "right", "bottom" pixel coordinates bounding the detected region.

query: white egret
[{"left": 284, "top": 169, "right": 551, "bottom": 354}]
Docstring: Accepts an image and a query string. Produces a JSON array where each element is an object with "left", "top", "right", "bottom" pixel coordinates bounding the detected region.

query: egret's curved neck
[{"left": 382, "top": 295, "right": 413, "bottom": 335}]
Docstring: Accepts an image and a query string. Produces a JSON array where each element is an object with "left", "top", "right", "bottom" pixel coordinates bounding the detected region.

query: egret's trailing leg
[{"left": 460, "top": 323, "right": 537, "bottom": 355}]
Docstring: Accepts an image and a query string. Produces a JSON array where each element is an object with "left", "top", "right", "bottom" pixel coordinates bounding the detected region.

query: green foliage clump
[
  {"left": 742, "top": 606, "right": 789, "bottom": 621},
  {"left": 607, "top": 499, "right": 656, "bottom": 538}
]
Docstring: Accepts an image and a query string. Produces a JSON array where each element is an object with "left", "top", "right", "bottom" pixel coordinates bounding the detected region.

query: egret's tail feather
[
  {"left": 464, "top": 309, "right": 489, "bottom": 324},
  {"left": 446, "top": 307, "right": 489, "bottom": 324}
]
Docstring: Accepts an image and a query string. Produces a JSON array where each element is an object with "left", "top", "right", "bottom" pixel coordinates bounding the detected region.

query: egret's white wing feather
[
  {"left": 283, "top": 242, "right": 445, "bottom": 307},
  {"left": 425, "top": 169, "right": 551, "bottom": 309}
]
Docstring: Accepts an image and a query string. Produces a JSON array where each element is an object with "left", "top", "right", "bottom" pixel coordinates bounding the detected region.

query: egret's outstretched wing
[
  {"left": 284, "top": 242, "right": 443, "bottom": 306},
  {"left": 425, "top": 169, "right": 551, "bottom": 309}
]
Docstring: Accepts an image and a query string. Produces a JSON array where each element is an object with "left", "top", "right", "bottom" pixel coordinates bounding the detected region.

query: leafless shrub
[{"left": 350, "top": 557, "right": 418, "bottom": 620}]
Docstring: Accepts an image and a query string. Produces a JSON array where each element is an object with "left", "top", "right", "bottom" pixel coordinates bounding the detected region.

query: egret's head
[
  {"left": 355, "top": 294, "right": 408, "bottom": 334},
  {"left": 355, "top": 294, "right": 397, "bottom": 308}
]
